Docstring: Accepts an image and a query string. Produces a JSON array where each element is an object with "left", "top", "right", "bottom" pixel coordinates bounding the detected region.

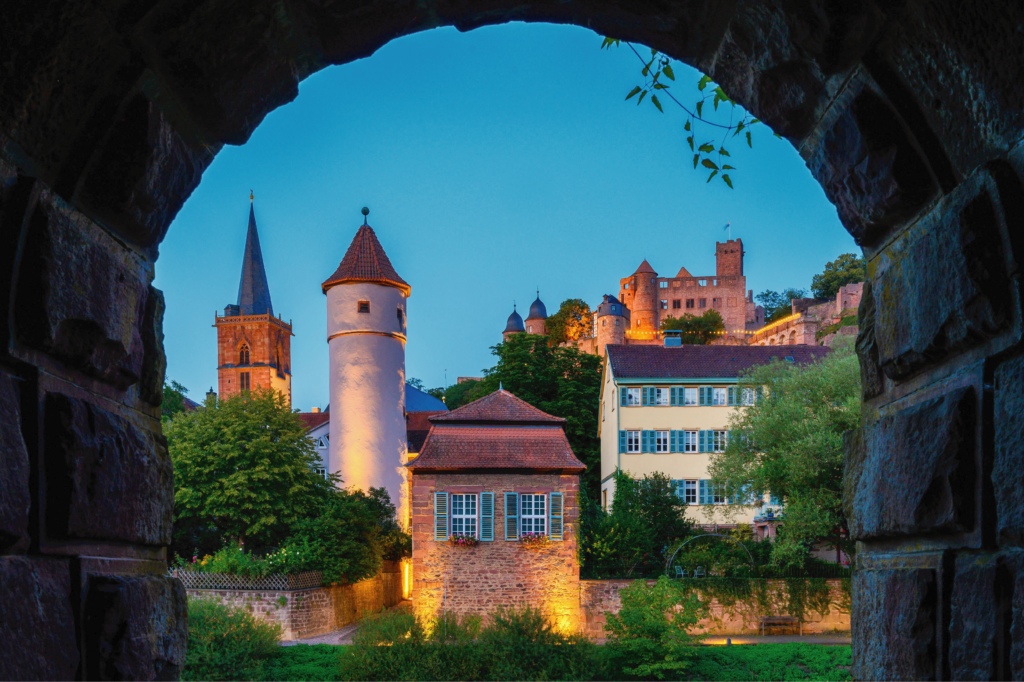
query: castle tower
[
  {"left": 525, "top": 292, "right": 547, "bottom": 335},
  {"left": 502, "top": 304, "right": 526, "bottom": 342},
  {"left": 323, "top": 209, "right": 410, "bottom": 511},
  {"left": 595, "top": 294, "right": 629, "bottom": 356},
  {"left": 716, "top": 239, "right": 744, "bottom": 276},
  {"left": 621, "top": 259, "right": 659, "bottom": 335},
  {"left": 214, "top": 197, "right": 293, "bottom": 404}
]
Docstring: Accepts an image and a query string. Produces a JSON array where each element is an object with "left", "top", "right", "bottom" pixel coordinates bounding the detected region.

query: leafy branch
[{"left": 601, "top": 38, "right": 777, "bottom": 188}]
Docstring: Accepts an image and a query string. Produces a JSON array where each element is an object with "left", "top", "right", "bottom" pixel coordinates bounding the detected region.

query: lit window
[
  {"left": 626, "top": 431, "right": 641, "bottom": 453},
  {"left": 709, "top": 430, "right": 728, "bottom": 452},
  {"left": 520, "top": 494, "right": 546, "bottom": 535},
  {"left": 712, "top": 388, "right": 727, "bottom": 405},
  {"left": 358, "top": 300, "right": 370, "bottom": 313},
  {"left": 655, "top": 430, "right": 669, "bottom": 453},
  {"left": 626, "top": 388, "right": 641, "bottom": 406},
  {"left": 682, "top": 431, "right": 698, "bottom": 453},
  {"left": 654, "top": 388, "right": 669, "bottom": 406},
  {"left": 683, "top": 388, "right": 698, "bottom": 406},
  {"left": 451, "top": 494, "right": 478, "bottom": 538}
]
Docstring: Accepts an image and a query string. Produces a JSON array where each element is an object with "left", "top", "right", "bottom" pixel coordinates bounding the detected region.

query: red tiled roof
[
  {"left": 296, "top": 411, "right": 330, "bottom": 430},
  {"left": 429, "top": 389, "right": 565, "bottom": 424},
  {"left": 322, "top": 224, "right": 410, "bottom": 295},
  {"left": 606, "top": 344, "right": 829, "bottom": 379},
  {"left": 406, "top": 425, "right": 585, "bottom": 471},
  {"left": 407, "top": 410, "right": 446, "bottom": 454},
  {"left": 633, "top": 259, "right": 657, "bottom": 275}
]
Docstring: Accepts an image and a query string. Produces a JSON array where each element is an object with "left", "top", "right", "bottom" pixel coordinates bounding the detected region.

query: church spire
[{"left": 237, "top": 200, "right": 274, "bottom": 316}]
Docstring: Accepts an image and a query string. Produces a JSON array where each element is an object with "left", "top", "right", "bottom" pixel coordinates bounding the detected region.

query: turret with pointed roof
[{"left": 322, "top": 222, "right": 410, "bottom": 295}]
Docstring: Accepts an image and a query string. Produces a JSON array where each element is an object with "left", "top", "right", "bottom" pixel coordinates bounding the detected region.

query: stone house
[{"left": 406, "top": 388, "right": 585, "bottom": 629}]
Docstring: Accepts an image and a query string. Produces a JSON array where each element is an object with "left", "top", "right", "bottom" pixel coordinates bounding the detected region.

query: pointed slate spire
[{"left": 236, "top": 200, "right": 274, "bottom": 316}]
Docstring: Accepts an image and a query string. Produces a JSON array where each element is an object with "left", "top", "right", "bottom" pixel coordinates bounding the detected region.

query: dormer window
[
  {"left": 358, "top": 300, "right": 370, "bottom": 314},
  {"left": 239, "top": 344, "right": 250, "bottom": 365}
]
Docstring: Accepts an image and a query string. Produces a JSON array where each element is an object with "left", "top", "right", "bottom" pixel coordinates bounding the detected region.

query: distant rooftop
[{"left": 606, "top": 344, "right": 829, "bottom": 379}]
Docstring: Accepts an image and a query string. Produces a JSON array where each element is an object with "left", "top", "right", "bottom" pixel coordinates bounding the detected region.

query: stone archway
[{"left": 2, "top": 1, "right": 1023, "bottom": 679}]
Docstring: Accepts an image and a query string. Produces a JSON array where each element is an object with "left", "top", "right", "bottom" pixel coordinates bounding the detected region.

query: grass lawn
[{"left": 258, "top": 643, "right": 852, "bottom": 681}]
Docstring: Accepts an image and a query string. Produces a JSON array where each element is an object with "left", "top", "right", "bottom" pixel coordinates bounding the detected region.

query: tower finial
[
  {"left": 250, "top": 190, "right": 253, "bottom": 203},
  {"left": 361, "top": 206, "right": 369, "bottom": 225}
]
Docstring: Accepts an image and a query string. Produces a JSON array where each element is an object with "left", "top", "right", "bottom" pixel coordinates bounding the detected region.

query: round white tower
[{"left": 322, "top": 208, "right": 410, "bottom": 517}]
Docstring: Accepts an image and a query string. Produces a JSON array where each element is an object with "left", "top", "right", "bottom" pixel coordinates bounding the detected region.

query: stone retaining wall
[
  {"left": 186, "top": 566, "right": 403, "bottom": 641},
  {"left": 579, "top": 579, "right": 850, "bottom": 638}
]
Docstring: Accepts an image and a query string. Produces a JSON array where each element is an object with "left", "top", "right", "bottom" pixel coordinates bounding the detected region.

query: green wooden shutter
[
  {"left": 640, "top": 430, "right": 648, "bottom": 453},
  {"left": 549, "top": 493, "right": 564, "bottom": 541},
  {"left": 699, "top": 430, "right": 707, "bottom": 453},
  {"left": 670, "top": 387, "right": 678, "bottom": 406},
  {"left": 698, "top": 387, "right": 707, "bottom": 405},
  {"left": 699, "top": 480, "right": 707, "bottom": 505},
  {"left": 641, "top": 387, "right": 649, "bottom": 406},
  {"left": 504, "top": 492, "right": 519, "bottom": 540},
  {"left": 728, "top": 387, "right": 736, "bottom": 406},
  {"left": 618, "top": 430, "right": 627, "bottom": 453},
  {"left": 434, "top": 492, "right": 449, "bottom": 541},
  {"left": 620, "top": 386, "right": 628, "bottom": 406},
  {"left": 669, "top": 430, "right": 678, "bottom": 452},
  {"left": 480, "top": 492, "right": 494, "bottom": 541}
]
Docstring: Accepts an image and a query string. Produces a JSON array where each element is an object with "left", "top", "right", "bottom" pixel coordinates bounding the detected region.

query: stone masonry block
[
  {"left": 15, "top": 187, "right": 152, "bottom": 389},
  {"left": 994, "top": 353, "right": 1024, "bottom": 546},
  {"left": 847, "top": 386, "right": 975, "bottom": 540},
  {"left": 83, "top": 574, "right": 186, "bottom": 680},
  {"left": 948, "top": 552, "right": 1009, "bottom": 680},
  {"left": 852, "top": 568, "right": 937, "bottom": 680},
  {"left": 1008, "top": 549, "right": 1024, "bottom": 681},
  {"left": 0, "top": 556, "right": 79, "bottom": 681},
  {"left": 140, "top": 285, "right": 166, "bottom": 407},
  {"left": 0, "top": 371, "right": 30, "bottom": 552},
  {"left": 871, "top": 173, "right": 1012, "bottom": 380},
  {"left": 45, "top": 392, "right": 173, "bottom": 545}
]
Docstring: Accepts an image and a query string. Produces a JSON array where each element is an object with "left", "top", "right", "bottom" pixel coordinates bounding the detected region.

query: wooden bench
[{"left": 760, "top": 615, "right": 802, "bottom": 636}]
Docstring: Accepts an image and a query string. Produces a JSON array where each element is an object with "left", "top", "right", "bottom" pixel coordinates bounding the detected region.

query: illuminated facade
[
  {"left": 597, "top": 343, "right": 829, "bottom": 522},
  {"left": 407, "top": 389, "right": 585, "bottom": 629},
  {"left": 215, "top": 199, "right": 293, "bottom": 404}
]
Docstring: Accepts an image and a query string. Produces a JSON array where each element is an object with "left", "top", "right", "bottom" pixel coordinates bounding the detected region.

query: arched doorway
[{"left": 2, "top": 3, "right": 1023, "bottom": 679}]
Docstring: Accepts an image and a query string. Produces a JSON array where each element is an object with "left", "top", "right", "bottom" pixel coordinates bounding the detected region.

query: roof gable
[
  {"left": 429, "top": 389, "right": 564, "bottom": 424},
  {"left": 322, "top": 224, "right": 410, "bottom": 294},
  {"left": 606, "top": 344, "right": 829, "bottom": 379}
]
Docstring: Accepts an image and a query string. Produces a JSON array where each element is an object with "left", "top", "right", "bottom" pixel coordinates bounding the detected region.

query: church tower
[
  {"left": 215, "top": 196, "right": 293, "bottom": 404},
  {"left": 322, "top": 208, "right": 409, "bottom": 513}
]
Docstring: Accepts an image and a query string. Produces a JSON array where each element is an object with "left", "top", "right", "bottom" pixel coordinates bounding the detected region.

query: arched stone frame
[{"left": 1, "top": 2, "right": 1023, "bottom": 679}]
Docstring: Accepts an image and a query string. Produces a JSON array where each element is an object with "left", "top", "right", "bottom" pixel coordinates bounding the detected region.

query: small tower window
[
  {"left": 240, "top": 371, "right": 251, "bottom": 391},
  {"left": 239, "top": 344, "right": 250, "bottom": 365},
  {"left": 358, "top": 300, "right": 370, "bottom": 314},
  {"left": 397, "top": 307, "right": 404, "bottom": 324},
  {"left": 602, "top": 319, "right": 606, "bottom": 326}
]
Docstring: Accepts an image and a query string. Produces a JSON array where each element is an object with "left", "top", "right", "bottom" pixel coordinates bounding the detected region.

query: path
[
  {"left": 279, "top": 600, "right": 411, "bottom": 647},
  {"left": 701, "top": 633, "right": 851, "bottom": 646}
]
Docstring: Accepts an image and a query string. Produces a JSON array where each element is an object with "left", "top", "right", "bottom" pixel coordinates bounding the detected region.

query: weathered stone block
[
  {"left": 807, "top": 87, "right": 936, "bottom": 246},
  {"left": 0, "top": 371, "right": 30, "bottom": 552},
  {"left": 852, "top": 568, "right": 937, "bottom": 680},
  {"left": 847, "top": 387, "right": 975, "bottom": 540},
  {"left": 45, "top": 392, "right": 173, "bottom": 545},
  {"left": 83, "top": 574, "right": 186, "bottom": 680},
  {"left": 79, "top": 93, "right": 217, "bottom": 252},
  {"left": 15, "top": 187, "right": 152, "bottom": 389},
  {"left": 854, "top": 279, "right": 884, "bottom": 400},
  {"left": 995, "top": 353, "right": 1024, "bottom": 546},
  {"left": 948, "top": 552, "right": 1008, "bottom": 680},
  {"left": 871, "top": 173, "right": 1011, "bottom": 380},
  {"left": 140, "top": 285, "right": 166, "bottom": 407},
  {"left": 0, "top": 557, "right": 79, "bottom": 680},
  {"left": 1009, "top": 549, "right": 1024, "bottom": 681}
]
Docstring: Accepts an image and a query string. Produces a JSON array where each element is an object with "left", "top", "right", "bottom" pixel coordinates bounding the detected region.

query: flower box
[
  {"left": 449, "top": 534, "right": 479, "bottom": 547},
  {"left": 519, "top": 533, "right": 550, "bottom": 549}
]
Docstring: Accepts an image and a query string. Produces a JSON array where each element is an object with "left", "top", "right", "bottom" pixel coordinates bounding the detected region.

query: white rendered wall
[{"left": 326, "top": 282, "right": 408, "bottom": 517}]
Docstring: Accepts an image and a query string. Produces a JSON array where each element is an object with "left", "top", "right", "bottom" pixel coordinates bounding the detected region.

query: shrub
[{"left": 183, "top": 597, "right": 282, "bottom": 681}]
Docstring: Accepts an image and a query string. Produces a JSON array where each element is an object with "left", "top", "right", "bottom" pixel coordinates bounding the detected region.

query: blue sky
[{"left": 155, "top": 22, "right": 858, "bottom": 411}]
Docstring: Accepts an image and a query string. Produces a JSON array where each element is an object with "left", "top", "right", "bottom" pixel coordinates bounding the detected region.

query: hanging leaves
[
  {"left": 701, "top": 159, "right": 719, "bottom": 170},
  {"left": 651, "top": 95, "right": 663, "bottom": 112},
  {"left": 626, "top": 86, "right": 642, "bottom": 100},
  {"left": 707, "top": 170, "right": 719, "bottom": 183},
  {"left": 663, "top": 64, "right": 675, "bottom": 80},
  {"left": 722, "top": 174, "right": 733, "bottom": 188}
]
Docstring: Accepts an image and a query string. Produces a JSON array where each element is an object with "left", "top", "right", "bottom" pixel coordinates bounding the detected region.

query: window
[
  {"left": 699, "top": 298, "right": 707, "bottom": 308},
  {"left": 397, "top": 307, "right": 404, "bottom": 324},
  {"left": 709, "top": 430, "right": 728, "bottom": 452},
  {"left": 686, "top": 298, "right": 695, "bottom": 309},
  {"left": 655, "top": 430, "right": 669, "bottom": 453},
  {"left": 626, "top": 388, "right": 641, "bottom": 405},
  {"left": 527, "top": 325, "right": 532, "bottom": 333},
  {"left": 683, "top": 388, "right": 698, "bottom": 406},
  {"left": 698, "top": 279, "right": 707, "bottom": 286},
  {"left": 626, "top": 430, "right": 641, "bottom": 453},
  {"left": 602, "top": 319, "right": 606, "bottom": 326},
  {"left": 712, "top": 297, "right": 721, "bottom": 307},
  {"left": 624, "top": 283, "right": 629, "bottom": 290},
  {"left": 317, "top": 436, "right": 329, "bottom": 449},
  {"left": 315, "top": 467, "right": 327, "bottom": 480},
  {"left": 676, "top": 480, "right": 697, "bottom": 504},
  {"left": 653, "top": 388, "right": 669, "bottom": 406},
  {"left": 660, "top": 300, "right": 668, "bottom": 310},
  {"left": 672, "top": 299, "right": 681, "bottom": 309},
  {"left": 357, "top": 300, "right": 370, "bottom": 313},
  {"left": 659, "top": 281, "right": 668, "bottom": 288},
  {"left": 740, "top": 388, "right": 756, "bottom": 406},
  {"left": 616, "top": 319, "right": 620, "bottom": 326},
  {"left": 712, "top": 387, "right": 727, "bottom": 405},
  {"left": 239, "top": 344, "right": 250, "bottom": 365},
  {"left": 451, "top": 494, "right": 478, "bottom": 537},
  {"left": 701, "top": 480, "right": 727, "bottom": 504},
  {"left": 240, "top": 371, "right": 251, "bottom": 391},
  {"left": 611, "top": 304, "right": 617, "bottom": 312},
  {"left": 682, "top": 430, "right": 698, "bottom": 453},
  {"left": 520, "top": 494, "right": 546, "bottom": 535}
]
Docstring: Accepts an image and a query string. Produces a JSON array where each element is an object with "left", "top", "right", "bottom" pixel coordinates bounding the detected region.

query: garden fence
[{"left": 172, "top": 569, "right": 323, "bottom": 591}]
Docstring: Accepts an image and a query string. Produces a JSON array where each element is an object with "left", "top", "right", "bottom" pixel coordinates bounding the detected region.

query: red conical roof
[
  {"left": 322, "top": 224, "right": 410, "bottom": 295},
  {"left": 633, "top": 259, "right": 657, "bottom": 275}
]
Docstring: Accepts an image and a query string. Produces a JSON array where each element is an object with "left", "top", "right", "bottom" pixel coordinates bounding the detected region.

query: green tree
[
  {"left": 755, "top": 287, "right": 808, "bottom": 323},
  {"left": 659, "top": 309, "right": 725, "bottom": 344},
  {"left": 545, "top": 298, "right": 594, "bottom": 347},
  {"left": 441, "top": 379, "right": 483, "bottom": 410},
  {"left": 166, "top": 387, "right": 333, "bottom": 549},
  {"left": 707, "top": 338, "right": 861, "bottom": 567},
  {"left": 406, "top": 377, "right": 425, "bottom": 390},
  {"left": 473, "top": 334, "right": 602, "bottom": 493},
  {"left": 811, "top": 253, "right": 866, "bottom": 300},
  {"left": 161, "top": 379, "right": 190, "bottom": 423}
]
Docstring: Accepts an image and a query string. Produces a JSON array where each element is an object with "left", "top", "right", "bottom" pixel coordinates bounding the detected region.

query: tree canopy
[
  {"left": 707, "top": 338, "right": 861, "bottom": 566},
  {"left": 545, "top": 298, "right": 594, "bottom": 347},
  {"left": 659, "top": 310, "right": 725, "bottom": 344},
  {"left": 755, "top": 288, "right": 807, "bottom": 323},
  {"left": 811, "top": 253, "right": 866, "bottom": 300},
  {"left": 166, "top": 387, "right": 334, "bottom": 548},
  {"left": 161, "top": 379, "right": 190, "bottom": 422}
]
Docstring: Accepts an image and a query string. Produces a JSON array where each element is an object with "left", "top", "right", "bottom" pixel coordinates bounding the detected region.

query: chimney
[{"left": 311, "top": 406, "right": 321, "bottom": 413}]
